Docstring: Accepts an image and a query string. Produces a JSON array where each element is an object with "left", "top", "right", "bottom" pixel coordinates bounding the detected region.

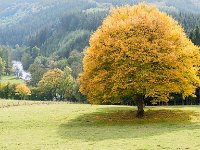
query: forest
[
  {"left": 2, "top": 2, "right": 200, "bottom": 150},
  {"left": 1, "top": 0, "right": 200, "bottom": 105}
]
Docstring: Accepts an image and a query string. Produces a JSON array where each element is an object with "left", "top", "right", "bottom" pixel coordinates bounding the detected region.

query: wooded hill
[
  {"left": 1, "top": 0, "right": 200, "bottom": 88},
  {"left": 1, "top": 0, "right": 200, "bottom": 46}
]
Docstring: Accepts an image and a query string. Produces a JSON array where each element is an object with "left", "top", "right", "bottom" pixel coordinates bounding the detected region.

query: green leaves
[
  {"left": 38, "top": 68, "right": 75, "bottom": 100},
  {"left": 0, "top": 57, "right": 6, "bottom": 79}
]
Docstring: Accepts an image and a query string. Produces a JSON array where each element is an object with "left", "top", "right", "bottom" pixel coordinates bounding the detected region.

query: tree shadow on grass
[{"left": 58, "top": 107, "right": 200, "bottom": 142}]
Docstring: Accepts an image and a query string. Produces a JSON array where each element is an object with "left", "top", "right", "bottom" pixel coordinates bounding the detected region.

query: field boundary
[{"left": 0, "top": 101, "right": 74, "bottom": 108}]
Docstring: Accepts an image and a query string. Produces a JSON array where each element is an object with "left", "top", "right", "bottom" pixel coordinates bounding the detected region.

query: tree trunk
[
  {"left": 182, "top": 99, "right": 184, "bottom": 105},
  {"left": 136, "top": 95, "right": 144, "bottom": 118}
]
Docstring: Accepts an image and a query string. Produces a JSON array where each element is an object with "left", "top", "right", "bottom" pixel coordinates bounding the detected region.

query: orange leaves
[
  {"left": 79, "top": 3, "right": 200, "bottom": 104},
  {"left": 15, "top": 84, "right": 31, "bottom": 99}
]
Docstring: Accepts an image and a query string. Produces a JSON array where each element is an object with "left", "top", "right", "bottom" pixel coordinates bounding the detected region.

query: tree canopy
[
  {"left": 15, "top": 84, "right": 31, "bottom": 100},
  {"left": 38, "top": 68, "right": 75, "bottom": 100},
  {"left": 79, "top": 3, "right": 200, "bottom": 117}
]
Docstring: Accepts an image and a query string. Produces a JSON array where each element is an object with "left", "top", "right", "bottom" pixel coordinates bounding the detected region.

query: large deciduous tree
[{"left": 79, "top": 3, "right": 200, "bottom": 117}]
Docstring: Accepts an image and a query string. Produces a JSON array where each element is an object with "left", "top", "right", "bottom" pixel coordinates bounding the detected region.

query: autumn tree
[
  {"left": 38, "top": 68, "right": 74, "bottom": 100},
  {"left": 79, "top": 3, "right": 200, "bottom": 117},
  {"left": 15, "top": 84, "right": 31, "bottom": 100},
  {"left": 38, "top": 68, "right": 63, "bottom": 100}
]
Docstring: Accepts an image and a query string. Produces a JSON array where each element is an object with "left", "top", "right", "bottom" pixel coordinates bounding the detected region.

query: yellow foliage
[
  {"left": 79, "top": 3, "right": 200, "bottom": 104},
  {"left": 15, "top": 84, "right": 31, "bottom": 99},
  {"left": 37, "top": 68, "right": 74, "bottom": 100},
  {"left": 37, "top": 68, "right": 64, "bottom": 96}
]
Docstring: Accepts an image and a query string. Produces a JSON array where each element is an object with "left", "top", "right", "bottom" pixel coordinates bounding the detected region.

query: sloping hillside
[
  {"left": 0, "top": 0, "right": 98, "bottom": 45},
  {"left": 1, "top": 0, "right": 200, "bottom": 46}
]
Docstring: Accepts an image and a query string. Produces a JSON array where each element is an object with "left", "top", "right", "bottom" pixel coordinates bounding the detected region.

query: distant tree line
[{"left": 1, "top": 4, "right": 200, "bottom": 105}]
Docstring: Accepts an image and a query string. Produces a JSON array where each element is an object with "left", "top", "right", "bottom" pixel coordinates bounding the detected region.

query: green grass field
[
  {"left": 0, "top": 76, "right": 24, "bottom": 84},
  {"left": 1, "top": 100, "right": 200, "bottom": 150}
]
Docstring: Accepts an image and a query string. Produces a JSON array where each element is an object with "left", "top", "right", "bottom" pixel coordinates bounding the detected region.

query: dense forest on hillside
[
  {"left": 1, "top": 0, "right": 200, "bottom": 103},
  {"left": 1, "top": 0, "right": 200, "bottom": 46},
  {"left": 2, "top": 3, "right": 200, "bottom": 150}
]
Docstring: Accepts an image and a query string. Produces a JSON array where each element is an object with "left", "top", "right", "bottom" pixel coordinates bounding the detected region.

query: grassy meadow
[
  {"left": 0, "top": 76, "right": 24, "bottom": 84},
  {"left": 1, "top": 100, "right": 200, "bottom": 150}
]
